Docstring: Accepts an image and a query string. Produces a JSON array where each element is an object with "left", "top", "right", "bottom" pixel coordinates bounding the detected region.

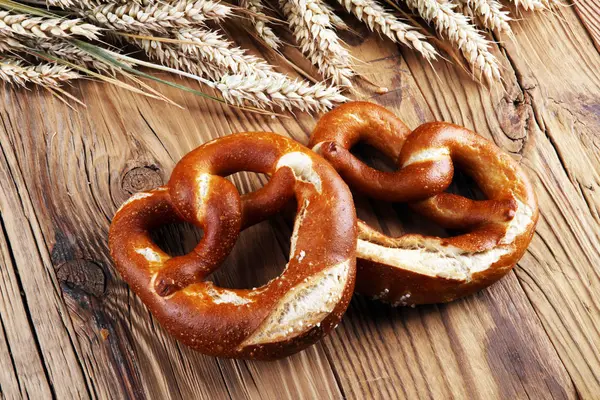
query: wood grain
[
  {"left": 575, "top": 0, "right": 600, "bottom": 51},
  {"left": 0, "top": 3, "right": 599, "bottom": 399}
]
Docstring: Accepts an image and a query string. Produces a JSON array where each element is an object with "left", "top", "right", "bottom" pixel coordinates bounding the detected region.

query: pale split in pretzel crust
[
  {"left": 309, "top": 101, "right": 539, "bottom": 306},
  {"left": 239, "top": 259, "right": 350, "bottom": 348},
  {"left": 357, "top": 199, "right": 533, "bottom": 281},
  {"left": 109, "top": 132, "right": 357, "bottom": 360}
]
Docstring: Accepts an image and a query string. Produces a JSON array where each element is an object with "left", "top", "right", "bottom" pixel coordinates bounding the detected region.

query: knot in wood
[
  {"left": 56, "top": 259, "right": 106, "bottom": 297},
  {"left": 122, "top": 166, "right": 163, "bottom": 194}
]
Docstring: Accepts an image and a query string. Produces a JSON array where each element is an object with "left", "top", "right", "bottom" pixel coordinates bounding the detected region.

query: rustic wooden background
[{"left": 1, "top": 1, "right": 599, "bottom": 399}]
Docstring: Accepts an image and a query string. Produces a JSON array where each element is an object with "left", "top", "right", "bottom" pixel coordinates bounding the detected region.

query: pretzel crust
[
  {"left": 309, "top": 102, "right": 539, "bottom": 305},
  {"left": 109, "top": 133, "right": 357, "bottom": 359}
]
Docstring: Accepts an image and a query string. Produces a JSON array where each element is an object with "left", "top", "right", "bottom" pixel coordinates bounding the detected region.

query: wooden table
[{"left": 1, "top": 2, "right": 599, "bottom": 399}]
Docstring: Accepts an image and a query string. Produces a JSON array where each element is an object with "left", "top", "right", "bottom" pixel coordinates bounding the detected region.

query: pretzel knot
[
  {"left": 109, "top": 133, "right": 357, "bottom": 359},
  {"left": 309, "top": 102, "right": 539, "bottom": 306}
]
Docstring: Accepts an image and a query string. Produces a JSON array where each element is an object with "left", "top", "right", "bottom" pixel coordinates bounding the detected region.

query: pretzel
[
  {"left": 109, "top": 132, "right": 357, "bottom": 359},
  {"left": 309, "top": 102, "right": 539, "bottom": 306}
]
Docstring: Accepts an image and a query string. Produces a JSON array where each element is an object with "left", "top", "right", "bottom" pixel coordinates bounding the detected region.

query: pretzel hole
[
  {"left": 446, "top": 169, "right": 486, "bottom": 202},
  {"left": 208, "top": 217, "right": 292, "bottom": 290},
  {"left": 149, "top": 221, "right": 203, "bottom": 257},
  {"left": 349, "top": 142, "right": 448, "bottom": 237},
  {"left": 225, "top": 171, "right": 269, "bottom": 195},
  {"left": 358, "top": 168, "right": 492, "bottom": 240},
  {"left": 350, "top": 142, "right": 397, "bottom": 172},
  {"left": 212, "top": 170, "right": 296, "bottom": 289}
]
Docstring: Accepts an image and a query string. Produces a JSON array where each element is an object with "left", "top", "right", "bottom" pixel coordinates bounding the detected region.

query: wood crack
[{"left": 319, "top": 342, "right": 348, "bottom": 399}]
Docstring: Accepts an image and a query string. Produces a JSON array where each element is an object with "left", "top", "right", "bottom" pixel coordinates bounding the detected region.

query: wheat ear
[
  {"left": 456, "top": 0, "right": 512, "bottom": 34},
  {"left": 30, "top": 40, "right": 114, "bottom": 72},
  {"left": 133, "top": 35, "right": 344, "bottom": 111},
  {"left": 49, "top": 0, "right": 141, "bottom": 8},
  {"left": 0, "top": 11, "right": 101, "bottom": 40},
  {"left": 402, "top": 0, "right": 500, "bottom": 82},
  {"left": 239, "top": 0, "right": 282, "bottom": 49},
  {"left": 337, "top": 0, "right": 437, "bottom": 60},
  {"left": 281, "top": 0, "right": 354, "bottom": 86},
  {"left": 0, "top": 35, "right": 22, "bottom": 52},
  {"left": 0, "top": 58, "right": 79, "bottom": 87},
  {"left": 210, "top": 73, "right": 348, "bottom": 112},
  {"left": 76, "top": 0, "right": 230, "bottom": 34},
  {"left": 507, "top": 0, "right": 546, "bottom": 10},
  {"left": 321, "top": 2, "right": 350, "bottom": 30},
  {"left": 133, "top": 37, "right": 223, "bottom": 80},
  {"left": 132, "top": 27, "right": 275, "bottom": 79},
  {"left": 175, "top": 28, "right": 275, "bottom": 76}
]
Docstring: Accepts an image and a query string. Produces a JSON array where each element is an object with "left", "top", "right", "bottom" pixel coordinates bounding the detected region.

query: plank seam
[
  {"left": 214, "top": 361, "right": 235, "bottom": 400},
  {"left": 317, "top": 343, "right": 347, "bottom": 400},
  {"left": 0, "top": 213, "right": 56, "bottom": 400},
  {"left": 0, "top": 277, "right": 23, "bottom": 399},
  {"left": 511, "top": 265, "right": 583, "bottom": 399}
]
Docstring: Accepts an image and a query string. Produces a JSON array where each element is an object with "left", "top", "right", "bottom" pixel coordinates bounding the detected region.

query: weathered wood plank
[{"left": 0, "top": 2, "right": 598, "bottom": 399}]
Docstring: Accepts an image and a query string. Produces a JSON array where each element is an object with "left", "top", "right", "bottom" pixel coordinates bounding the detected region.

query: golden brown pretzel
[
  {"left": 309, "top": 102, "right": 539, "bottom": 306},
  {"left": 109, "top": 132, "right": 357, "bottom": 359}
]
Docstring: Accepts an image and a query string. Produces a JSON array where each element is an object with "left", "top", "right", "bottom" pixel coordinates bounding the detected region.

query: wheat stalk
[
  {"left": 455, "top": 0, "right": 512, "bottom": 34},
  {"left": 74, "top": 0, "right": 230, "bottom": 34},
  {"left": 0, "top": 33, "right": 115, "bottom": 72},
  {"left": 337, "top": 0, "right": 437, "bottom": 60},
  {"left": 0, "top": 11, "right": 101, "bottom": 40},
  {"left": 239, "top": 0, "right": 282, "bottom": 49},
  {"left": 210, "top": 72, "right": 348, "bottom": 111},
  {"left": 0, "top": 57, "right": 79, "bottom": 86},
  {"left": 402, "top": 0, "right": 500, "bottom": 82},
  {"left": 281, "top": 0, "right": 354, "bottom": 86}
]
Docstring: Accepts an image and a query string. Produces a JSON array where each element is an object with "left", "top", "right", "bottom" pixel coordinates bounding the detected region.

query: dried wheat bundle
[{"left": 0, "top": 0, "right": 556, "bottom": 112}]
